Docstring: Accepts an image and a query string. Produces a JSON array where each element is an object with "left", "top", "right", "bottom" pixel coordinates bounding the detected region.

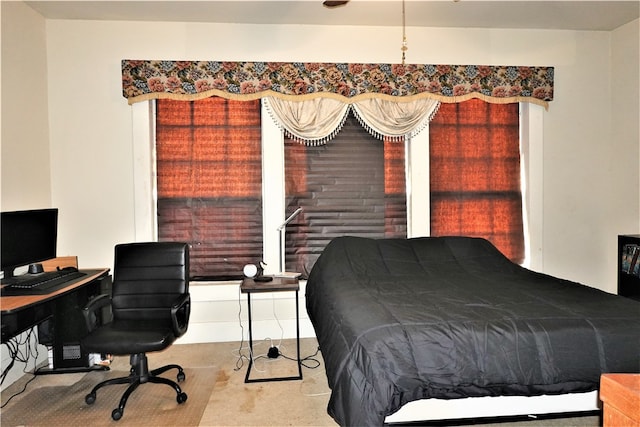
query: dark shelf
[{"left": 618, "top": 235, "right": 640, "bottom": 302}]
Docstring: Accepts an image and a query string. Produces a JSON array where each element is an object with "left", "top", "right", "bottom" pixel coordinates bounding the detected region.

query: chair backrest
[{"left": 111, "top": 242, "right": 189, "bottom": 322}]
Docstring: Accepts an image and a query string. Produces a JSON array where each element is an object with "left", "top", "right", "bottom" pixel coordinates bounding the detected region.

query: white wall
[
  {"left": 610, "top": 20, "right": 640, "bottom": 266},
  {"left": 540, "top": 24, "right": 640, "bottom": 291},
  {"left": 1, "top": 1, "right": 51, "bottom": 210}
]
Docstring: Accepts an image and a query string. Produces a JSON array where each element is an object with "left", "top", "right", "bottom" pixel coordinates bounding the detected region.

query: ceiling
[{"left": 24, "top": 1, "right": 640, "bottom": 31}]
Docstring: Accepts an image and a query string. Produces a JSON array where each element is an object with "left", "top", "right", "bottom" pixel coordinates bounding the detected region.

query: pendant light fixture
[{"left": 401, "top": 0, "right": 408, "bottom": 64}]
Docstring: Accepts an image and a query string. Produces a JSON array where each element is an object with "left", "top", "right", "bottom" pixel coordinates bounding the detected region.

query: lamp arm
[
  {"left": 277, "top": 207, "right": 302, "bottom": 231},
  {"left": 277, "top": 207, "right": 302, "bottom": 272}
]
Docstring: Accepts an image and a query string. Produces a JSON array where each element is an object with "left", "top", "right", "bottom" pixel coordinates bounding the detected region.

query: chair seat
[{"left": 82, "top": 320, "right": 177, "bottom": 355}]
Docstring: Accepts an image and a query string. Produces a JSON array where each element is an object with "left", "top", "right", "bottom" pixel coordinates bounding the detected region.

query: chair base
[{"left": 85, "top": 352, "right": 188, "bottom": 421}]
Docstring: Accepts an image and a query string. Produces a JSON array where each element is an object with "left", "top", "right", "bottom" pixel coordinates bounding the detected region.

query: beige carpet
[
  {"left": 1, "top": 339, "right": 602, "bottom": 426},
  {"left": 0, "top": 367, "right": 216, "bottom": 426},
  {"left": 0, "top": 339, "right": 337, "bottom": 427},
  {"left": 200, "top": 338, "right": 336, "bottom": 426}
]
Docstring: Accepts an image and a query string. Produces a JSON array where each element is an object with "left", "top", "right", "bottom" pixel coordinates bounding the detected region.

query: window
[
  {"left": 151, "top": 97, "right": 529, "bottom": 279},
  {"left": 284, "top": 112, "right": 407, "bottom": 276},
  {"left": 155, "top": 98, "right": 263, "bottom": 278},
  {"left": 429, "top": 99, "right": 524, "bottom": 262}
]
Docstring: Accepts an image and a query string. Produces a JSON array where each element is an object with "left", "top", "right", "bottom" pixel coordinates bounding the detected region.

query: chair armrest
[
  {"left": 82, "top": 293, "right": 112, "bottom": 333},
  {"left": 170, "top": 293, "right": 191, "bottom": 337}
]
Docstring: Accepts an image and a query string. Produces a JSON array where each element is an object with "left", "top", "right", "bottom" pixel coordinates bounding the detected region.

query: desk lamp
[{"left": 276, "top": 207, "right": 302, "bottom": 276}]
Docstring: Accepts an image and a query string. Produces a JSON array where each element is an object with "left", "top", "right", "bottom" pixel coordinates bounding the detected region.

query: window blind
[
  {"left": 429, "top": 99, "right": 525, "bottom": 263},
  {"left": 284, "top": 112, "right": 407, "bottom": 276},
  {"left": 155, "top": 98, "right": 263, "bottom": 279}
]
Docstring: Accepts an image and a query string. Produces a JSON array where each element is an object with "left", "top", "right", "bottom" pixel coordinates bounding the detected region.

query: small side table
[
  {"left": 600, "top": 373, "right": 640, "bottom": 427},
  {"left": 240, "top": 276, "right": 302, "bottom": 383}
]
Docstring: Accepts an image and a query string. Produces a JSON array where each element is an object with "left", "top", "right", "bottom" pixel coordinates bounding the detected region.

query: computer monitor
[{"left": 1, "top": 208, "right": 58, "bottom": 279}]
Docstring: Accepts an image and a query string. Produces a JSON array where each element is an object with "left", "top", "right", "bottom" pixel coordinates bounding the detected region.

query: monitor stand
[{"left": 28, "top": 263, "right": 44, "bottom": 274}]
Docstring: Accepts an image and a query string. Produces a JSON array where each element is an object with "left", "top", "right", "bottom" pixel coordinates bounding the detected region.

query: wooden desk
[
  {"left": 600, "top": 374, "right": 640, "bottom": 427},
  {"left": 1, "top": 268, "right": 109, "bottom": 314},
  {"left": 1, "top": 268, "right": 111, "bottom": 373}
]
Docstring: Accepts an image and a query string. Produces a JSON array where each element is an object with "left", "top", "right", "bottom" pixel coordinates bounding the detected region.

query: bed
[{"left": 305, "top": 236, "right": 640, "bottom": 426}]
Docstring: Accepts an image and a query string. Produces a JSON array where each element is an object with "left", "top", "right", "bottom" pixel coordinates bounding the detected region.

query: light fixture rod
[{"left": 401, "top": 0, "right": 407, "bottom": 65}]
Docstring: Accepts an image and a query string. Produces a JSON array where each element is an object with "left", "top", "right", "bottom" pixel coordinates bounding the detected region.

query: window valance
[{"left": 122, "top": 60, "right": 554, "bottom": 109}]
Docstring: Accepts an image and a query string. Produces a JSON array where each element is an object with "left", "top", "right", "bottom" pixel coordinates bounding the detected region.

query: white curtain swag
[
  {"left": 352, "top": 98, "right": 440, "bottom": 142},
  {"left": 264, "top": 97, "right": 440, "bottom": 145},
  {"left": 264, "top": 97, "right": 350, "bottom": 145}
]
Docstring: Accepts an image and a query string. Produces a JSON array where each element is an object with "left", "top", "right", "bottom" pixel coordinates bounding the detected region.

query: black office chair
[{"left": 80, "top": 242, "right": 191, "bottom": 421}]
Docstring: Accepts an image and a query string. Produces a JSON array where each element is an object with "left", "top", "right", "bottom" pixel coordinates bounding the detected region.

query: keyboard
[{"left": 1, "top": 269, "right": 87, "bottom": 295}]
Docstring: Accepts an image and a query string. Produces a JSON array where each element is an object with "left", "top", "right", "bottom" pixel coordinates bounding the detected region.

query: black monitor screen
[{"left": 1, "top": 208, "right": 58, "bottom": 278}]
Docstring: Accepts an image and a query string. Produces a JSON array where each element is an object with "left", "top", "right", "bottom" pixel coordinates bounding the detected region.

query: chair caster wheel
[
  {"left": 85, "top": 393, "right": 96, "bottom": 405},
  {"left": 177, "top": 371, "right": 186, "bottom": 382},
  {"left": 177, "top": 392, "right": 188, "bottom": 404},
  {"left": 112, "top": 408, "right": 123, "bottom": 421}
]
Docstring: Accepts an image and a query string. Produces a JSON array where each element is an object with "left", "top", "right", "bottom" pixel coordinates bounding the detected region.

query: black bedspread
[{"left": 305, "top": 236, "right": 640, "bottom": 426}]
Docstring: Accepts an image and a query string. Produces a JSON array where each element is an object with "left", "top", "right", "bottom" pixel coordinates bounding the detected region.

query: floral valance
[{"left": 122, "top": 60, "right": 554, "bottom": 109}]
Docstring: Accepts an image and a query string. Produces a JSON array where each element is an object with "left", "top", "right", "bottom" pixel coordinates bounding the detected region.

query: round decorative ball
[{"left": 243, "top": 263, "right": 258, "bottom": 278}]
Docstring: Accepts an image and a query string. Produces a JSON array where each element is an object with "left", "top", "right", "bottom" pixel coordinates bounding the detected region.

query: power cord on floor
[
  {"left": 1, "top": 328, "right": 41, "bottom": 408},
  {"left": 234, "top": 286, "right": 288, "bottom": 370},
  {"left": 233, "top": 283, "right": 322, "bottom": 373},
  {"left": 299, "top": 367, "right": 331, "bottom": 397},
  {"left": 279, "top": 345, "right": 321, "bottom": 369},
  {"left": 233, "top": 290, "right": 280, "bottom": 372}
]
